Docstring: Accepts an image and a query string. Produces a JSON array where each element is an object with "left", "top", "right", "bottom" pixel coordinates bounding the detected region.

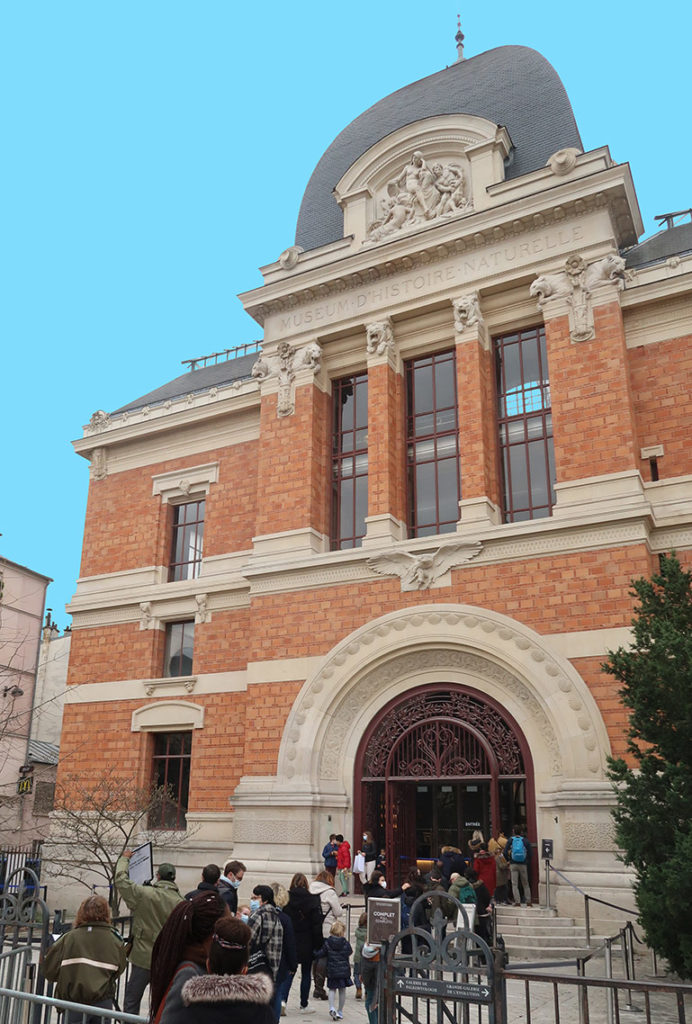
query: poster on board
[
  {"left": 367, "top": 897, "right": 401, "bottom": 944},
  {"left": 128, "top": 842, "right": 154, "bottom": 885}
]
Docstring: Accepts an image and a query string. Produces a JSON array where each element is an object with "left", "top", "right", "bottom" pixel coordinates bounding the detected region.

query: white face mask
[{"left": 379, "top": 879, "right": 387, "bottom": 888}]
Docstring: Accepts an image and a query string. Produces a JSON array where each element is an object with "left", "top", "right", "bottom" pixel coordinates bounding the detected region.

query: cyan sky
[{"left": 1, "top": 1, "right": 689, "bottom": 623}]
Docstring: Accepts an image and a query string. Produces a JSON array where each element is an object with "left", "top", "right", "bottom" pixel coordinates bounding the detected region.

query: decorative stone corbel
[
  {"left": 195, "top": 594, "right": 211, "bottom": 624},
  {"left": 85, "top": 410, "right": 111, "bottom": 434},
  {"left": 451, "top": 292, "right": 489, "bottom": 350},
  {"left": 139, "top": 602, "right": 154, "bottom": 630},
  {"left": 365, "top": 317, "right": 399, "bottom": 371},
  {"left": 530, "top": 253, "right": 625, "bottom": 343},
  {"left": 90, "top": 447, "right": 108, "bottom": 481},
  {"left": 251, "top": 341, "right": 323, "bottom": 417}
]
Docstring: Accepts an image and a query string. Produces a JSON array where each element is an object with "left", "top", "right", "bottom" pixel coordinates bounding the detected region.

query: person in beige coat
[{"left": 309, "top": 871, "right": 343, "bottom": 999}]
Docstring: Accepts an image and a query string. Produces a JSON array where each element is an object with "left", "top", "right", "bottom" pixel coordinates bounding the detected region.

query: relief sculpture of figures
[{"left": 368, "top": 150, "right": 473, "bottom": 242}]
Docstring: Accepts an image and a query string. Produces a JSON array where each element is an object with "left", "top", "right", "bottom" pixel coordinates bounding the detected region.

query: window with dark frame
[
  {"left": 163, "top": 621, "right": 194, "bottom": 678},
  {"left": 331, "top": 373, "right": 369, "bottom": 549},
  {"left": 169, "top": 500, "right": 205, "bottom": 581},
  {"left": 149, "top": 731, "right": 191, "bottom": 830},
  {"left": 495, "top": 325, "right": 556, "bottom": 522},
  {"left": 406, "top": 349, "right": 460, "bottom": 537}
]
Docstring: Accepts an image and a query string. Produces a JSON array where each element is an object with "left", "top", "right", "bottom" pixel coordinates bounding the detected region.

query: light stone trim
[
  {"left": 563, "top": 821, "right": 617, "bottom": 852},
  {"left": 64, "top": 670, "right": 249, "bottom": 704},
  {"left": 69, "top": 588, "right": 251, "bottom": 630},
  {"left": 131, "top": 700, "right": 205, "bottom": 732},
  {"left": 232, "top": 818, "right": 313, "bottom": 844},
  {"left": 542, "top": 627, "right": 632, "bottom": 660},
  {"left": 143, "top": 676, "right": 196, "bottom": 696},
  {"left": 640, "top": 445, "right": 664, "bottom": 460},
  {"left": 278, "top": 604, "right": 611, "bottom": 791},
  {"left": 152, "top": 462, "right": 219, "bottom": 503}
]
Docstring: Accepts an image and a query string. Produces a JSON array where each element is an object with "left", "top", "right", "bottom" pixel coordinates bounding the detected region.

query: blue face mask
[
  {"left": 230, "top": 878, "right": 241, "bottom": 889},
  {"left": 240, "top": 913, "right": 249, "bottom": 923},
  {"left": 250, "top": 898, "right": 261, "bottom": 913}
]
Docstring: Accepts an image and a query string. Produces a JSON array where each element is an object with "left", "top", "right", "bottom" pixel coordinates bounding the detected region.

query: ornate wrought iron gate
[
  {"left": 381, "top": 892, "right": 500, "bottom": 1024},
  {"left": 357, "top": 685, "right": 534, "bottom": 884}
]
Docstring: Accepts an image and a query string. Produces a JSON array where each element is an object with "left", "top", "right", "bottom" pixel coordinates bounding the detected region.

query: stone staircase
[{"left": 495, "top": 905, "right": 591, "bottom": 962}]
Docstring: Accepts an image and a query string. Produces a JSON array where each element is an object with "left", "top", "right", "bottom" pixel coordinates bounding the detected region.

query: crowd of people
[{"left": 40, "top": 825, "right": 531, "bottom": 1024}]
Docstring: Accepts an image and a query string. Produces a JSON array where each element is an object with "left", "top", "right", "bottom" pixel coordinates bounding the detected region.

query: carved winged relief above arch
[{"left": 334, "top": 115, "right": 512, "bottom": 248}]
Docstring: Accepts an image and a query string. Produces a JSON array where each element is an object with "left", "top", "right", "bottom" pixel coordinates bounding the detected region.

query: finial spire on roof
[{"left": 455, "top": 14, "right": 465, "bottom": 62}]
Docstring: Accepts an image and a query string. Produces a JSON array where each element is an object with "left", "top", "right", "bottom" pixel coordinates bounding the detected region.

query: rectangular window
[
  {"left": 331, "top": 373, "right": 368, "bottom": 549},
  {"left": 149, "top": 731, "right": 191, "bottom": 830},
  {"left": 406, "top": 349, "right": 460, "bottom": 537},
  {"left": 495, "top": 325, "right": 556, "bottom": 522},
  {"left": 163, "top": 621, "right": 194, "bottom": 678},
  {"left": 169, "top": 500, "right": 205, "bottom": 581}
]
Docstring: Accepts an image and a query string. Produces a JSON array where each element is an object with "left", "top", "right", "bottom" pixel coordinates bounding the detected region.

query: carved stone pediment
[
  {"left": 334, "top": 114, "right": 512, "bottom": 248},
  {"left": 367, "top": 153, "right": 473, "bottom": 243}
]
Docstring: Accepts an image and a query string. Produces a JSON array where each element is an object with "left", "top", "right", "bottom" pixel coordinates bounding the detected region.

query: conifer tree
[{"left": 605, "top": 553, "right": 692, "bottom": 978}]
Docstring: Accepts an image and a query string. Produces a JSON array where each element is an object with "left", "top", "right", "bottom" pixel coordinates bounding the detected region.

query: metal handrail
[{"left": 0, "top": 985, "right": 146, "bottom": 1023}]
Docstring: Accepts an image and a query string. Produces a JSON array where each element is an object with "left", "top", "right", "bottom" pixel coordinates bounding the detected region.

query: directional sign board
[{"left": 394, "top": 976, "right": 492, "bottom": 1003}]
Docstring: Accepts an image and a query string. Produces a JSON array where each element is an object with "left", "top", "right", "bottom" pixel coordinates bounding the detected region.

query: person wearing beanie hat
[
  {"left": 360, "top": 944, "right": 381, "bottom": 1024},
  {"left": 114, "top": 849, "right": 184, "bottom": 1015}
]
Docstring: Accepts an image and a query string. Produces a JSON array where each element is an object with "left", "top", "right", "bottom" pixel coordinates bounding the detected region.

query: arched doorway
[{"left": 354, "top": 684, "right": 536, "bottom": 884}]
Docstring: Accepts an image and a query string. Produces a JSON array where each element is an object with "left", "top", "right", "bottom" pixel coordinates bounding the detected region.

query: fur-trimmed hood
[{"left": 182, "top": 972, "right": 273, "bottom": 1006}]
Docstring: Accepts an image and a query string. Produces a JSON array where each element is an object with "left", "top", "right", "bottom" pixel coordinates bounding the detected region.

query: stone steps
[{"left": 495, "top": 906, "right": 589, "bottom": 962}]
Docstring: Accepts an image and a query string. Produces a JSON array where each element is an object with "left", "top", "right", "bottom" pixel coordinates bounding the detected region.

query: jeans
[
  {"left": 272, "top": 971, "right": 292, "bottom": 1021},
  {"left": 285, "top": 956, "right": 313, "bottom": 1007},
  {"left": 124, "top": 964, "right": 150, "bottom": 1015},
  {"left": 337, "top": 868, "right": 350, "bottom": 896}
]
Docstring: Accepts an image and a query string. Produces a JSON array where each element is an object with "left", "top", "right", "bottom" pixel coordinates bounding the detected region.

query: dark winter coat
[
  {"left": 284, "top": 886, "right": 323, "bottom": 962},
  {"left": 217, "top": 876, "right": 239, "bottom": 915},
  {"left": 314, "top": 935, "right": 353, "bottom": 984},
  {"left": 362, "top": 881, "right": 403, "bottom": 904},
  {"left": 185, "top": 881, "right": 220, "bottom": 900},
  {"left": 322, "top": 841, "right": 339, "bottom": 870},
  {"left": 42, "top": 921, "right": 127, "bottom": 1005},
  {"left": 182, "top": 971, "right": 275, "bottom": 1024},
  {"left": 276, "top": 908, "right": 298, "bottom": 981},
  {"left": 440, "top": 849, "right": 466, "bottom": 882}
]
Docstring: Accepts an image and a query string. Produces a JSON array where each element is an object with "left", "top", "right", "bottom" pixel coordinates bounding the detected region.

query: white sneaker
[
  {"left": 336, "top": 1014, "right": 344, "bottom": 1020},
  {"left": 329, "top": 1010, "right": 338, "bottom": 1020},
  {"left": 281, "top": 1003, "right": 287, "bottom": 1016}
]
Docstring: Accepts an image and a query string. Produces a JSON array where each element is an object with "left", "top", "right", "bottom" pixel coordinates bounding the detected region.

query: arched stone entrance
[{"left": 355, "top": 683, "right": 536, "bottom": 883}]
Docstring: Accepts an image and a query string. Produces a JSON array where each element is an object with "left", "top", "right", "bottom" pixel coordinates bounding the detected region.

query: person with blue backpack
[{"left": 507, "top": 826, "right": 532, "bottom": 907}]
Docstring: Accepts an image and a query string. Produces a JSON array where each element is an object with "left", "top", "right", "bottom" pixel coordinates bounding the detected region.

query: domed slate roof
[{"left": 295, "top": 46, "right": 582, "bottom": 253}]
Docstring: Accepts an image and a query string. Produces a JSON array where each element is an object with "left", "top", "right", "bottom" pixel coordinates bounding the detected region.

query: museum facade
[{"left": 53, "top": 43, "right": 692, "bottom": 917}]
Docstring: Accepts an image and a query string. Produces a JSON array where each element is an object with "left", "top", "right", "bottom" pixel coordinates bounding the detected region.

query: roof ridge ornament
[{"left": 455, "top": 14, "right": 465, "bottom": 62}]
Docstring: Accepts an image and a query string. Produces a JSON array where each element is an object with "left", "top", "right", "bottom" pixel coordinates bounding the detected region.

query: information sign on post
[
  {"left": 541, "top": 839, "right": 554, "bottom": 861},
  {"left": 367, "top": 897, "right": 401, "bottom": 944},
  {"left": 128, "top": 842, "right": 154, "bottom": 886}
]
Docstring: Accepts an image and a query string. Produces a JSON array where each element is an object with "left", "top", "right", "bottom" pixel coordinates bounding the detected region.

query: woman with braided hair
[
  {"left": 181, "top": 916, "right": 275, "bottom": 1024},
  {"left": 149, "top": 891, "right": 227, "bottom": 1024}
]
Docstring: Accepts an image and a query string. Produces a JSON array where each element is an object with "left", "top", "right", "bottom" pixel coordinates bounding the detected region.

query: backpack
[{"left": 510, "top": 835, "right": 527, "bottom": 863}]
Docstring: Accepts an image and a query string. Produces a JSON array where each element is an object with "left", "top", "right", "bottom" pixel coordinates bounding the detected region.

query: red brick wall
[
  {"left": 628, "top": 333, "right": 692, "bottom": 480},
  {"left": 545, "top": 301, "right": 639, "bottom": 481},
  {"left": 368, "top": 362, "right": 406, "bottom": 523},
  {"left": 456, "top": 338, "right": 501, "bottom": 507},
  {"left": 80, "top": 443, "right": 258, "bottom": 578},
  {"left": 67, "top": 623, "right": 165, "bottom": 685},
  {"left": 254, "top": 384, "right": 330, "bottom": 538}
]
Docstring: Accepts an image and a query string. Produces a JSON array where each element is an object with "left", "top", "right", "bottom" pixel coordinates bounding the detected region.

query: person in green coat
[
  {"left": 115, "top": 850, "right": 184, "bottom": 1014},
  {"left": 448, "top": 872, "right": 477, "bottom": 905},
  {"left": 42, "top": 895, "right": 127, "bottom": 1024}
]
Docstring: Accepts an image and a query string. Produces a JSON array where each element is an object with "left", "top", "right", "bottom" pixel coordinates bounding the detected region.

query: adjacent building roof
[
  {"left": 113, "top": 353, "right": 257, "bottom": 415},
  {"left": 28, "top": 740, "right": 59, "bottom": 766},
  {"left": 295, "top": 45, "right": 582, "bottom": 252},
  {"left": 625, "top": 223, "right": 692, "bottom": 268}
]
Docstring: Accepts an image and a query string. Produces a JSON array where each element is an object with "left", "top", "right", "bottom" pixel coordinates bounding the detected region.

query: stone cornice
[{"left": 240, "top": 170, "right": 638, "bottom": 327}]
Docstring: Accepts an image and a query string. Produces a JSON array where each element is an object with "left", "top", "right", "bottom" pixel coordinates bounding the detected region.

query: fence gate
[
  {"left": 0, "top": 865, "right": 50, "bottom": 1024},
  {"left": 382, "top": 894, "right": 501, "bottom": 1024}
]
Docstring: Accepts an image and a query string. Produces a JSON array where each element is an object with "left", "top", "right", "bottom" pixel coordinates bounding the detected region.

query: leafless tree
[{"left": 46, "top": 766, "right": 192, "bottom": 913}]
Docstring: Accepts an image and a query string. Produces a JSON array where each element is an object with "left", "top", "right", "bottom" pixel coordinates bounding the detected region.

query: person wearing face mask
[
  {"left": 357, "top": 830, "right": 377, "bottom": 884},
  {"left": 248, "top": 885, "right": 284, "bottom": 983},
  {"left": 218, "top": 860, "right": 247, "bottom": 916},
  {"left": 238, "top": 905, "right": 252, "bottom": 924},
  {"left": 362, "top": 870, "right": 409, "bottom": 905}
]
